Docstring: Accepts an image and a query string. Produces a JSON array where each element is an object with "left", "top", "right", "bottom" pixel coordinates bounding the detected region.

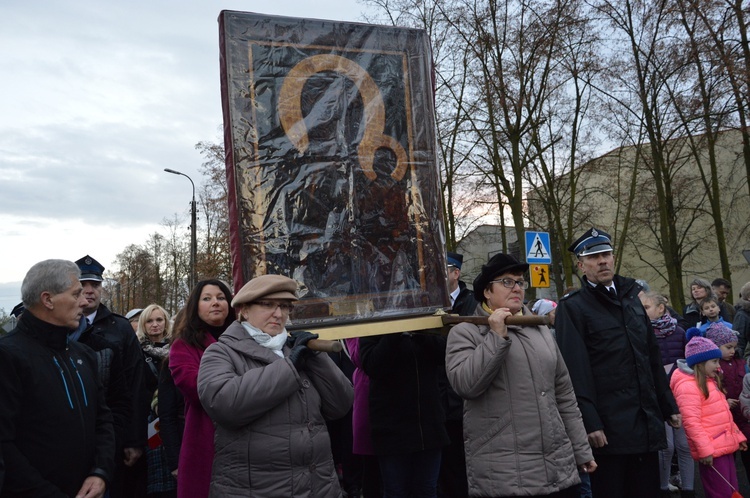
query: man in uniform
[
  {"left": 76, "top": 255, "right": 147, "bottom": 496},
  {"left": 446, "top": 252, "right": 478, "bottom": 316},
  {"left": 555, "top": 228, "right": 681, "bottom": 498},
  {"left": 0, "top": 259, "right": 115, "bottom": 497}
]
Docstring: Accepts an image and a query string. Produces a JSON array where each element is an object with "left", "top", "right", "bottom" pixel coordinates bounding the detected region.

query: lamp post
[{"left": 164, "top": 168, "right": 197, "bottom": 290}]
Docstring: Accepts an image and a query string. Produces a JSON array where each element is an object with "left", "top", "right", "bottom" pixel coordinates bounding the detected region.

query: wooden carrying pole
[{"left": 303, "top": 313, "right": 550, "bottom": 347}]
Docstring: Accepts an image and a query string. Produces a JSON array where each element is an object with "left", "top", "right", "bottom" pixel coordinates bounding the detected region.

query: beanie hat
[
  {"left": 705, "top": 322, "right": 737, "bottom": 348},
  {"left": 532, "top": 299, "right": 557, "bottom": 316},
  {"left": 685, "top": 336, "right": 723, "bottom": 368}
]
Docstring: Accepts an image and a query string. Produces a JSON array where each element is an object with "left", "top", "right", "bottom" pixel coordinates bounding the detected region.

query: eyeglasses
[
  {"left": 490, "top": 278, "right": 529, "bottom": 290},
  {"left": 253, "top": 301, "right": 294, "bottom": 313}
]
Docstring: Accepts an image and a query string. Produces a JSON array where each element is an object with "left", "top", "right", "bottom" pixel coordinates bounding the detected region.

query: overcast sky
[{"left": 0, "top": 0, "right": 375, "bottom": 313}]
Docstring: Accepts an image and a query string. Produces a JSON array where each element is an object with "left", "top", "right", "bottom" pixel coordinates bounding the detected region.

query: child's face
[
  {"left": 719, "top": 342, "right": 737, "bottom": 361},
  {"left": 702, "top": 301, "right": 720, "bottom": 319},
  {"left": 705, "top": 358, "right": 721, "bottom": 378}
]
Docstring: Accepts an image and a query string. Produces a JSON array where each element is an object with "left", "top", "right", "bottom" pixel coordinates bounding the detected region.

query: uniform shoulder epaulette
[{"left": 559, "top": 289, "right": 581, "bottom": 301}]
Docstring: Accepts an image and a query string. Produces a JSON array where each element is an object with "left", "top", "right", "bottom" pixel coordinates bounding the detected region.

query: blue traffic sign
[{"left": 525, "top": 231, "right": 552, "bottom": 264}]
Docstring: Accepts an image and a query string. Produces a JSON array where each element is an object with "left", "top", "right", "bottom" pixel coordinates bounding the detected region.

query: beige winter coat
[
  {"left": 446, "top": 307, "right": 593, "bottom": 497},
  {"left": 197, "top": 322, "right": 353, "bottom": 497}
]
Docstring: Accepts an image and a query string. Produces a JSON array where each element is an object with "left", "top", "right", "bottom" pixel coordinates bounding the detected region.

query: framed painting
[{"left": 219, "top": 10, "right": 449, "bottom": 327}]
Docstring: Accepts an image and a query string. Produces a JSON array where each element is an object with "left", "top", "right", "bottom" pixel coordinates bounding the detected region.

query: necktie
[{"left": 607, "top": 287, "right": 618, "bottom": 300}]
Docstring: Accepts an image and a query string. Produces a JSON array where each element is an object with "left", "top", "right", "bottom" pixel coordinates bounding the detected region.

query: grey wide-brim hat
[{"left": 231, "top": 274, "right": 299, "bottom": 307}]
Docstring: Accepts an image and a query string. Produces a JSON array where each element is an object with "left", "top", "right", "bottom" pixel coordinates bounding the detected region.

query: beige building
[
  {"left": 529, "top": 128, "right": 750, "bottom": 307},
  {"left": 456, "top": 129, "right": 749, "bottom": 309}
]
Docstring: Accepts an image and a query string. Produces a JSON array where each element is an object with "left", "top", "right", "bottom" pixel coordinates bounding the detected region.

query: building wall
[{"left": 568, "top": 129, "right": 750, "bottom": 306}]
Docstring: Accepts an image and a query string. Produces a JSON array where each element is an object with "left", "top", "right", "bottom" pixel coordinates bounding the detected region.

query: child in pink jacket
[{"left": 671, "top": 336, "right": 747, "bottom": 498}]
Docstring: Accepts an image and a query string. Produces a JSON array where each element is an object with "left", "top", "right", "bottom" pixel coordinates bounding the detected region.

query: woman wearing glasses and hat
[
  {"left": 197, "top": 274, "right": 353, "bottom": 497},
  {"left": 445, "top": 253, "right": 596, "bottom": 497}
]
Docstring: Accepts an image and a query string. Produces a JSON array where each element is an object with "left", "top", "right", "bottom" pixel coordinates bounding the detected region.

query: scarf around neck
[
  {"left": 241, "top": 321, "right": 288, "bottom": 357},
  {"left": 652, "top": 312, "right": 677, "bottom": 338}
]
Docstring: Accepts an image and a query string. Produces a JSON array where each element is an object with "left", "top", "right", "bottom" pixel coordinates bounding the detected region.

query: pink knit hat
[
  {"left": 685, "top": 336, "right": 723, "bottom": 367},
  {"left": 705, "top": 322, "right": 737, "bottom": 348}
]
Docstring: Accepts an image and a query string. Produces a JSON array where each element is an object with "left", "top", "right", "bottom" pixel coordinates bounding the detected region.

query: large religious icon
[{"left": 219, "top": 11, "right": 449, "bottom": 327}]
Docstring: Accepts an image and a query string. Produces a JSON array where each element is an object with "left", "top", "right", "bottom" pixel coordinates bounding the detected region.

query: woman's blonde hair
[
  {"left": 136, "top": 304, "right": 172, "bottom": 342},
  {"left": 643, "top": 292, "right": 668, "bottom": 314}
]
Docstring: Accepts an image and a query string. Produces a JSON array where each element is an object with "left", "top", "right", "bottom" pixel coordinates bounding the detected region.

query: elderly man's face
[
  {"left": 578, "top": 251, "right": 615, "bottom": 285},
  {"left": 48, "top": 275, "right": 87, "bottom": 328}
]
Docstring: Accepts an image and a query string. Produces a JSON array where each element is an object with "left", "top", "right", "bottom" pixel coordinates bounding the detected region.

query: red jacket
[
  {"left": 169, "top": 334, "right": 217, "bottom": 498},
  {"left": 671, "top": 362, "right": 746, "bottom": 459}
]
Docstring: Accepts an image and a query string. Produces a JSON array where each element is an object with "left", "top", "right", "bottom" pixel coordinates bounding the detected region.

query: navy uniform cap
[
  {"left": 75, "top": 255, "right": 105, "bottom": 282},
  {"left": 447, "top": 252, "right": 463, "bottom": 269},
  {"left": 568, "top": 228, "right": 613, "bottom": 257}
]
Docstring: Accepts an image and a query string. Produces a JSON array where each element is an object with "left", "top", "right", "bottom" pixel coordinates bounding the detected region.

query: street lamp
[{"left": 164, "top": 168, "right": 197, "bottom": 290}]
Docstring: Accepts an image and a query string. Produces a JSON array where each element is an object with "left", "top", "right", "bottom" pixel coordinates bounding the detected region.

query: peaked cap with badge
[
  {"left": 75, "top": 255, "right": 105, "bottom": 282},
  {"left": 568, "top": 227, "right": 613, "bottom": 257},
  {"left": 447, "top": 252, "right": 463, "bottom": 269}
]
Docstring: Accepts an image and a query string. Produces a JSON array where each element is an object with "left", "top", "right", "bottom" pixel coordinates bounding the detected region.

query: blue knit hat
[{"left": 685, "top": 336, "right": 723, "bottom": 367}]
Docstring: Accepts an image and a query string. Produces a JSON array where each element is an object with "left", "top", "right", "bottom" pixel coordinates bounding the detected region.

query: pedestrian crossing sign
[
  {"left": 531, "top": 265, "right": 550, "bottom": 288},
  {"left": 525, "top": 231, "right": 551, "bottom": 264}
]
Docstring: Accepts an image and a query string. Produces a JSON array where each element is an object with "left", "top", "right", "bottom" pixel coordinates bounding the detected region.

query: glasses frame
[
  {"left": 252, "top": 300, "right": 295, "bottom": 313},
  {"left": 489, "top": 278, "right": 529, "bottom": 290}
]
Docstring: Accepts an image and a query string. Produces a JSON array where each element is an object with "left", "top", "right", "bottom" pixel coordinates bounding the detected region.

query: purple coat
[
  {"left": 169, "top": 334, "right": 217, "bottom": 498},
  {"left": 655, "top": 326, "right": 688, "bottom": 367},
  {"left": 345, "top": 337, "right": 376, "bottom": 455}
]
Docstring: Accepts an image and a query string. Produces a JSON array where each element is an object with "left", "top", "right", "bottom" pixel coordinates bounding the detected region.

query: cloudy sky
[{"left": 0, "top": 0, "right": 376, "bottom": 313}]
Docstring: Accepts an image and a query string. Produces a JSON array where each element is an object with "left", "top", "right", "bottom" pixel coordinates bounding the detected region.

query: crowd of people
[{"left": 2, "top": 230, "right": 750, "bottom": 498}]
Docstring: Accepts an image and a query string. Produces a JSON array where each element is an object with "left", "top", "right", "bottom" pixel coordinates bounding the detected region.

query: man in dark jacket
[
  {"left": 555, "top": 228, "right": 680, "bottom": 498},
  {"left": 75, "top": 255, "right": 148, "bottom": 496},
  {"left": 0, "top": 259, "right": 115, "bottom": 497},
  {"left": 360, "top": 331, "right": 449, "bottom": 497},
  {"left": 437, "top": 251, "right": 477, "bottom": 497}
]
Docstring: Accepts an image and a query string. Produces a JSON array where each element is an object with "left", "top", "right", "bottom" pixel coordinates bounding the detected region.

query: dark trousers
[
  {"left": 590, "top": 452, "right": 661, "bottom": 498},
  {"left": 437, "top": 420, "right": 468, "bottom": 498},
  {"left": 379, "top": 448, "right": 442, "bottom": 498}
]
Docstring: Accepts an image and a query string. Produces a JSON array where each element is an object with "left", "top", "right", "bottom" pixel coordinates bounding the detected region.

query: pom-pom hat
[
  {"left": 231, "top": 274, "right": 299, "bottom": 307},
  {"left": 705, "top": 322, "right": 737, "bottom": 348},
  {"left": 685, "top": 336, "right": 723, "bottom": 368}
]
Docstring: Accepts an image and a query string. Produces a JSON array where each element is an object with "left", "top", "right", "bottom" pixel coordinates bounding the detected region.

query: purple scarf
[{"left": 651, "top": 312, "right": 677, "bottom": 338}]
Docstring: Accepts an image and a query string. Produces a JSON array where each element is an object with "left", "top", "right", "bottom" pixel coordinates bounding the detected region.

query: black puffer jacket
[
  {"left": 0, "top": 312, "right": 115, "bottom": 497},
  {"left": 555, "top": 275, "right": 678, "bottom": 455}
]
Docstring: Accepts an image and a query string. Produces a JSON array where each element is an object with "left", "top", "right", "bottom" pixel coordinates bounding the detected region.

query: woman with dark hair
[
  {"left": 680, "top": 278, "right": 713, "bottom": 330},
  {"left": 446, "top": 253, "right": 595, "bottom": 497},
  {"left": 168, "top": 280, "right": 235, "bottom": 498}
]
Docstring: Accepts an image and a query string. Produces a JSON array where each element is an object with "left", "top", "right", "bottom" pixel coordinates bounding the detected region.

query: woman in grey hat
[
  {"left": 445, "top": 253, "right": 596, "bottom": 497},
  {"left": 197, "top": 274, "right": 353, "bottom": 497}
]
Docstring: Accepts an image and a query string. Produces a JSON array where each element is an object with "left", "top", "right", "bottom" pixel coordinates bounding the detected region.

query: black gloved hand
[{"left": 287, "top": 331, "right": 319, "bottom": 370}]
